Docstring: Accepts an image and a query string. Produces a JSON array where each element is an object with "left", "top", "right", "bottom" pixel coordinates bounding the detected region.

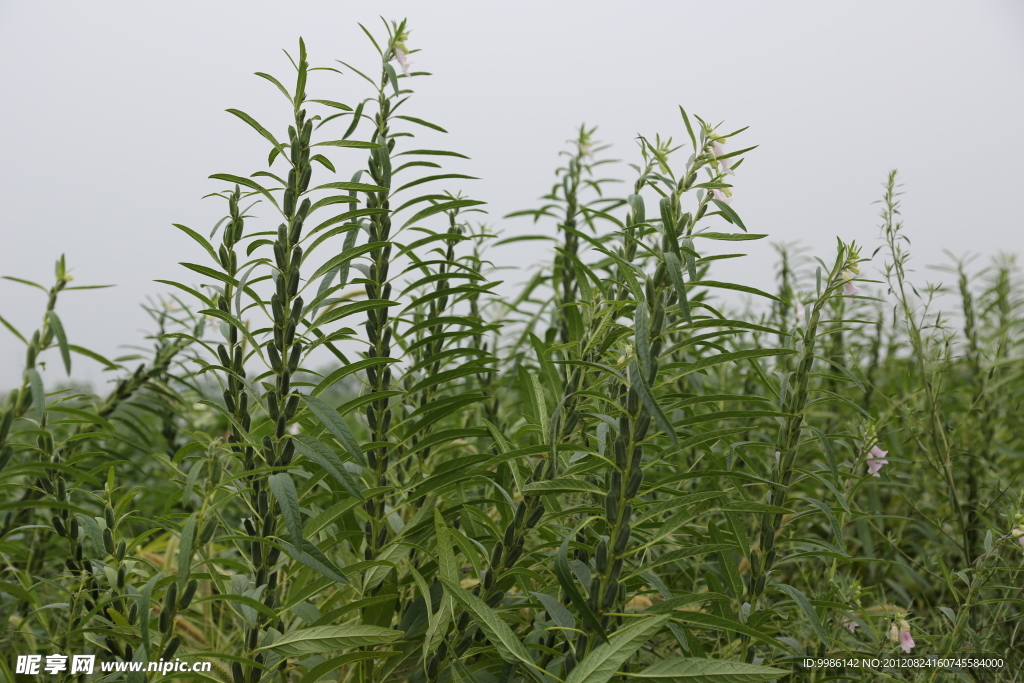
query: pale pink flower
[
  {"left": 866, "top": 444, "right": 888, "bottom": 477},
  {"left": 898, "top": 621, "right": 915, "bottom": 653},
  {"left": 843, "top": 280, "right": 860, "bottom": 296},
  {"left": 1019, "top": 535, "right": 1024, "bottom": 551},
  {"left": 394, "top": 47, "right": 411, "bottom": 76},
  {"left": 795, "top": 301, "right": 806, "bottom": 319},
  {"left": 712, "top": 189, "right": 731, "bottom": 205},
  {"left": 842, "top": 615, "right": 857, "bottom": 632},
  {"left": 712, "top": 141, "right": 735, "bottom": 176}
]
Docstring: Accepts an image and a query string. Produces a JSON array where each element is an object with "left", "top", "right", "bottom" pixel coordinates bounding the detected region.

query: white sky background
[{"left": 0, "top": 1, "right": 1022, "bottom": 389}]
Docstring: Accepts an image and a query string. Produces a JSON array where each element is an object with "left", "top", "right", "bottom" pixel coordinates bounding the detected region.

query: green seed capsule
[
  {"left": 625, "top": 468, "right": 644, "bottom": 498},
  {"left": 159, "top": 608, "right": 172, "bottom": 634},
  {"left": 103, "top": 528, "right": 115, "bottom": 555},
  {"left": 513, "top": 501, "right": 527, "bottom": 527},
  {"left": 52, "top": 516, "right": 66, "bottom": 537},
  {"left": 490, "top": 541, "right": 504, "bottom": 568},
  {"left": 595, "top": 540, "right": 609, "bottom": 573},
  {"left": 614, "top": 436, "right": 628, "bottom": 469},
  {"left": 160, "top": 636, "right": 180, "bottom": 660},
  {"left": 602, "top": 579, "right": 619, "bottom": 608},
  {"left": 613, "top": 523, "right": 631, "bottom": 554},
  {"left": 116, "top": 539, "right": 126, "bottom": 562},
  {"left": 605, "top": 494, "right": 619, "bottom": 524},
  {"left": 179, "top": 578, "right": 198, "bottom": 609},
  {"left": 526, "top": 504, "right": 545, "bottom": 527}
]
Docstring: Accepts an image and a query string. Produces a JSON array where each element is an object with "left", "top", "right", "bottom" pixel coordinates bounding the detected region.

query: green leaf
[
  {"left": 635, "top": 301, "right": 653, "bottom": 379},
  {"left": 268, "top": 472, "right": 305, "bottom": 545},
  {"left": 177, "top": 513, "right": 197, "bottom": 593},
  {"left": 312, "top": 357, "right": 398, "bottom": 397},
  {"left": 531, "top": 592, "right": 575, "bottom": 630},
  {"left": 806, "top": 425, "right": 838, "bottom": 482},
  {"left": 26, "top": 367, "right": 44, "bottom": 419},
  {"left": 300, "top": 395, "right": 366, "bottom": 466},
  {"left": 314, "top": 139, "right": 381, "bottom": 149},
  {"left": 523, "top": 478, "right": 604, "bottom": 496},
  {"left": 226, "top": 109, "right": 285, "bottom": 153},
  {"left": 310, "top": 99, "right": 353, "bottom": 111},
  {"left": 774, "top": 583, "right": 828, "bottom": 643},
  {"left": 401, "top": 199, "right": 486, "bottom": 229},
  {"left": 46, "top": 311, "right": 71, "bottom": 375},
  {"left": 307, "top": 241, "right": 389, "bottom": 283},
  {"left": 692, "top": 232, "right": 766, "bottom": 242},
  {"left": 664, "top": 612, "right": 793, "bottom": 652},
  {"left": 268, "top": 473, "right": 348, "bottom": 583},
  {"left": 686, "top": 281, "right": 783, "bottom": 303},
  {"left": 292, "top": 434, "right": 364, "bottom": 499},
  {"left": 299, "top": 652, "right": 400, "bottom": 683},
  {"left": 635, "top": 657, "right": 789, "bottom": 682},
  {"left": 566, "top": 616, "right": 669, "bottom": 683},
  {"left": 394, "top": 115, "right": 448, "bottom": 132},
  {"left": 801, "top": 497, "right": 846, "bottom": 554},
  {"left": 629, "top": 359, "right": 678, "bottom": 448},
  {"left": 438, "top": 577, "right": 536, "bottom": 669},
  {"left": 665, "top": 252, "right": 692, "bottom": 323},
  {"left": 709, "top": 199, "right": 747, "bottom": 231},
  {"left": 0, "top": 314, "right": 26, "bottom": 343},
  {"left": 554, "top": 522, "right": 606, "bottom": 640},
  {"left": 258, "top": 625, "right": 403, "bottom": 656}
]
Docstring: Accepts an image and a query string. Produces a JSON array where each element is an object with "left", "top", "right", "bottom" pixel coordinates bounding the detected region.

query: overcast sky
[{"left": 1, "top": 1, "right": 1022, "bottom": 389}]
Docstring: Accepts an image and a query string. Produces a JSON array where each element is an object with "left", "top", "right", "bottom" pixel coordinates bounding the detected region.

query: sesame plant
[{"left": 2, "top": 19, "right": 1023, "bottom": 683}]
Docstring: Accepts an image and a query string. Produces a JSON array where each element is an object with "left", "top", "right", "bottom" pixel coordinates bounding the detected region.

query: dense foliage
[{"left": 2, "top": 21, "right": 1022, "bottom": 683}]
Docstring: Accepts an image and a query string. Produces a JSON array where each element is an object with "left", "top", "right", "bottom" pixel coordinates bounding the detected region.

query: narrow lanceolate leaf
[
  {"left": 427, "top": 510, "right": 457, "bottom": 654},
  {"left": 665, "top": 252, "right": 692, "bottom": 323},
  {"left": 258, "top": 625, "right": 403, "bottom": 656},
  {"left": 565, "top": 616, "right": 669, "bottom": 683},
  {"left": 709, "top": 199, "right": 747, "bottom": 231},
  {"left": 635, "top": 657, "right": 789, "bottom": 682},
  {"left": 523, "top": 478, "right": 604, "bottom": 496},
  {"left": 176, "top": 513, "right": 197, "bottom": 593},
  {"left": 692, "top": 232, "right": 766, "bottom": 242},
  {"left": 301, "top": 395, "right": 366, "bottom": 466},
  {"left": 26, "top": 367, "right": 45, "bottom": 420},
  {"left": 531, "top": 592, "right": 575, "bottom": 630},
  {"left": 46, "top": 311, "right": 71, "bottom": 375},
  {"left": 803, "top": 497, "right": 846, "bottom": 554},
  {"left": 226, "top": 109, "right": 284, "bottom": 152},
  {"left": 401, "top": 199, "right": 486, "bottom": 229},
  {"left": 438, "top": 577, "right": 536, "bottom": 669},
  {"left": 774, "top": 583, "right": 829, "bottom": 643},
  {"left": 806, "top": 424, "right": 839, "bottom": 482},
  {"left": 555, "top": 523, "right": 606, "bottom": 640},
  {"left": 635, "top": 301, "right": 653, "bottom": 379},
  {"left": 268, "top": 473, "right": 347, "bottom": 583},
  {"left": 629, "top": 359, "right": 678, "bottom": 448},
  {"left": 268, "top": 473, "right": 306, "bottom": 545},
  {"left": 292, "top": 434, "right": 365, "bottom": 499}
]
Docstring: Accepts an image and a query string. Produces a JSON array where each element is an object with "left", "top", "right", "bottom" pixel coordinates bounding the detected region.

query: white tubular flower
[
  {"left": 898, "top": 620, "right": 915, "bottom": 653},
  {"left": 712, "top": 188, "right": 732, "bottom": 205},
  {"left": 394, "top": 46, "right": 411, "bottom": 76},
  {"left": 842, "top": 269, "right": 861, "bottom": 296},
  {"left": 712, "top": 140, "right": 735, "bottom": 175}
]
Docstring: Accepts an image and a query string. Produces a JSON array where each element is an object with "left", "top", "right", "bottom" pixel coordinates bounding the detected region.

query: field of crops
[{"left": 2, "top": 21, "right": 1022, "bottom": 683}]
